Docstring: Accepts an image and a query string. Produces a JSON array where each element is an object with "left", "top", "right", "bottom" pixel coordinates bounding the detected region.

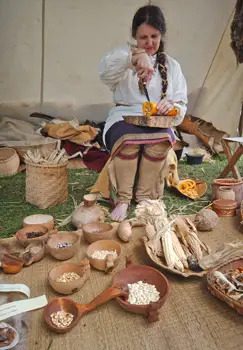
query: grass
[{"left": 0, "top": 155, "right": 242, "bottom": 238}]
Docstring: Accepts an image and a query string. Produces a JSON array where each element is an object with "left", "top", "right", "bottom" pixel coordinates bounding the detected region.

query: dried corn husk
[{"left": 24, "top": 148, "right": 68, "bottom": 165}]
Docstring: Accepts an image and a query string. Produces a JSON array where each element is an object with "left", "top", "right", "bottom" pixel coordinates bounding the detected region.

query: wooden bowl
[
  {"left": 23, "top": 214, "right": 54, "bottom": 231},
  {"left": 86, "top": 240, "right": 121, "bottom": 272},
  {"left": 114, "top": 259, "right": 170, "bottom": 322},
  {"left": 15, "top": 224, "right": 49, "bottom": 247},
  {"left": 82, "top": 222, "right": 115, "bottom": 243},
  {"left": 48, "top": 259, "right": 90, "bottom": 295},
  {"left": 47, "top": 231, "right": 80, "bottom": 260},
  {"left": 172, "top": 180, "right": 207, "bottom": 200}
]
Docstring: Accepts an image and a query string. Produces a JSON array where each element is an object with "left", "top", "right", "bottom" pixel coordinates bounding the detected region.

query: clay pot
[
  {"left": 212, "top": 199, "right": 237, "bottom": 217},
  {"left": 212, "top": 178, "right": 243, "bottom": 207},
  {"left": 86, "top": 240, "right": 121, "bottom": 272},
  {"left": 82, "top": 222, "right": 115, "bottom": 243},
  {"left": 216, "top": 186, "right": 235, "bottom": 201},
  {"left": 15, "top": 224, "right": 49, "bottom": 247},
  {"left": 48, "top": 259, "right": 90, "bottom": 295},
  {"left": 47, "top": 231, "right": 80, "bottom": 260},
  {"left": 71, "top": 194, "right": 105, "bottom": 228}
]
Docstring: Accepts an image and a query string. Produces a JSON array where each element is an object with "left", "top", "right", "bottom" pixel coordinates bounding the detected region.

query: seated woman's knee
[{"left": 143, "top": 142, "right": 171, "bottom": 159}]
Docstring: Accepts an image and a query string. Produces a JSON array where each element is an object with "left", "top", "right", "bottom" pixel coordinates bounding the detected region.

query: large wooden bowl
[{"left": 123, "top": 115, "right": 174, "bottom": 128}]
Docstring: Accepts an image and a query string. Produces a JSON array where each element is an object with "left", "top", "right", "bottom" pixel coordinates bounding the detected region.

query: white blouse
[{"left": 99, "top": 44, "right": 187, "bottom": 144}]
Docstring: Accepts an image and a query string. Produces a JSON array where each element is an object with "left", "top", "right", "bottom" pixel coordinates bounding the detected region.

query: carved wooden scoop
[{"left": 44, "top": 285, "right": 128, "bottom": 333}]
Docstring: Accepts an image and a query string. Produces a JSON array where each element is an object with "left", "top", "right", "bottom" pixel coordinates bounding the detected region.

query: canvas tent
[{"left": 0, "top": 0, "right": 242, "bottom": 136}]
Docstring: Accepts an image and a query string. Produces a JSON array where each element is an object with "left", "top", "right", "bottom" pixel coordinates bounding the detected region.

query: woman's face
[{"left": 135, "top": 23, "right": 161, "bottom": 56}]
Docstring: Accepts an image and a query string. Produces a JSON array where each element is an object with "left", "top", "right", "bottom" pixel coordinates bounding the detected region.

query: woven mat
[{"left": 2, "top": 216, "right": 243, "bottom": 350}]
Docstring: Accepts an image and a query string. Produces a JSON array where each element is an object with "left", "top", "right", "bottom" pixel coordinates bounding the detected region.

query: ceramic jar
[
  {"left": 216, "top": 186, "right": 235, "bottom": 201},
  {"left": 212, "top": 199, "right": 237, "bottom": 217},
  {"left": 211, "top": 178, "right": 243, "bottom": 207}
]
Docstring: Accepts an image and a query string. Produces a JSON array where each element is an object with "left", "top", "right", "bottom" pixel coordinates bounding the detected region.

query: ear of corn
[{"left": 171, "top": 230, "right": 188, "bottom": 268}]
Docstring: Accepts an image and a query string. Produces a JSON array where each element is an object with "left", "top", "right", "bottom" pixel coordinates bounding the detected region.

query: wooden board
[{"left": 123, "top": 115, "right": 174, "bottom": 128}]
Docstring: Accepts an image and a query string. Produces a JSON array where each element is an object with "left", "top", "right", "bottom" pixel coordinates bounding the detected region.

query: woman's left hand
[{"left": 157, "top": 99, "right": 174, "bottom": 115}]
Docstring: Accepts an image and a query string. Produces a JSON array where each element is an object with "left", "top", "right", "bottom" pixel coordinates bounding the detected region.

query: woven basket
[
  {"left": 15, "top": 141, "right": 58, "bottom": 162},
  {"left": 0, "top": 148, "right": 20, "bottom": 177},
  {"left": 123, "top": 115, "right": 174, "bottom": 128},
  {"left": 25, "top": 160, "right": 68, "bottom": 209}
]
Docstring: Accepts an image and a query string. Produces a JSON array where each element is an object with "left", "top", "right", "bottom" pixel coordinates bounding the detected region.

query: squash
[{"left": 142, "top": 102, "right": 179, "bottom": 117}]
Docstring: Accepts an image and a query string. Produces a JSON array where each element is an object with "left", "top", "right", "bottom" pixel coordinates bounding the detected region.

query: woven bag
[{"left": 25, "top": 161, "right": 68, "bottom": 209}]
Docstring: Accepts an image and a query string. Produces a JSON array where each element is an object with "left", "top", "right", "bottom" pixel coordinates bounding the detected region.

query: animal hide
[
  {"left": 230, "top": 0, "right": 243, "bottom": 64},
  {"left": 177, "top": 115, "right": 229, "bottom": 154}
]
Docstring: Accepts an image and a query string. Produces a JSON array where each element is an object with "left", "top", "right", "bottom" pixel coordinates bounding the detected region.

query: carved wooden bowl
[
  {"left": 114, "top": 259, "right": 170, "bottom": 322},
  {"left": 15, "top": 224, "right": 49, "bottom": 247},
  {"left": 86, "top": 240, "right": 121, "bottom": 272},
  {"left": 48, "top": 260, "right": 90, "bottom": 295},
  {"left": 82, "top": 222, "right": 115, "bottom": 243},
  {"left": 47, "top": 231, "right": 80, "bottom": 260}
]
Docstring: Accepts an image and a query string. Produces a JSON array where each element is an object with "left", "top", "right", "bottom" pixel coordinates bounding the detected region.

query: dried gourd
[{"left": 117, "top": 220, "right": 132, "bottom": 242}]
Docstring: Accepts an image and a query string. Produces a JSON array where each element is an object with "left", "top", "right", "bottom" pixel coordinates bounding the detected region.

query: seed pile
[
  {"left": 50, "top": 310, "right": 74, "bottom": 328},
  {"left": 91, "top": 250, "right": 117, "bottom": 260},
  {"left": 127, "top": 281, "right": 160, "bottom": 305},
  {"left": 56, "top": 272, "right": 80, "bottom": 283},
  {"left": 56, "top": 242, "right": 72, "bottom": 249},
  {"left": 27, "top": 232, "right": 44, "bottom": 238}
]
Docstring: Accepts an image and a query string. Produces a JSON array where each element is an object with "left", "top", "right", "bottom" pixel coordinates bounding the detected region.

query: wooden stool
[{"left": 218, "top": 137, "right": 243, "bottom": 179}]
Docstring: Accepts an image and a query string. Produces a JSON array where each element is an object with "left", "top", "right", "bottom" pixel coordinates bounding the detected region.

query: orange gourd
[{"left": 142, "top": 102, "right": 179, "bottom": 117}]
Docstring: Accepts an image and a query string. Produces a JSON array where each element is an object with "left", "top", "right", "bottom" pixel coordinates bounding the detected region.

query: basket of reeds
[
  {"left": 0, "top": 147, "right": 20, "bottom": 177},
  {"left": 25, "top": 148, "right": 68, "bottom": 209}
]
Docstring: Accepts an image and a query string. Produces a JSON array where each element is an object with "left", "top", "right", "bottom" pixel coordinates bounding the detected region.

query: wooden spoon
[{"left": 44, "top": 285, "right": 128, "bottom": 333}]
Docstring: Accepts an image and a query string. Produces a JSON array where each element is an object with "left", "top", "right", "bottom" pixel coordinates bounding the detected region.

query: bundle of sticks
[{"left": 24, "top": 148, "right": 68, "bottom": 165}]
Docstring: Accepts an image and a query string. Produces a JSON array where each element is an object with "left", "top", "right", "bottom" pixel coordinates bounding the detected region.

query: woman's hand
[
  {"left": 157, "top": 99, "right": 174, "bottom": 115},
  {"left": 131, "top": 49, "right": 154, "bottom": 84}
]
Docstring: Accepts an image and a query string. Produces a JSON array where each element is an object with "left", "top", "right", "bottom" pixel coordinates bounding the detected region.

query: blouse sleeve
[
  {"left": 171, "top": 61, "right": 188, "bottom": 126},
  {"left": 98, "top": 44, "right": 133, "bottom": 91}
]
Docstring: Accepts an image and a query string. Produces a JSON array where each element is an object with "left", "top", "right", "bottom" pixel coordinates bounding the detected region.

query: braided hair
[{"left": 132, "top": 5, "right": 168, "bottom": 100}]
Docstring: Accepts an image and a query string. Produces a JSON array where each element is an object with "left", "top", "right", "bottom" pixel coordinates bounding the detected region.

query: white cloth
[{"left": 99, "top": 44, "right": 188, "bottom": 145}]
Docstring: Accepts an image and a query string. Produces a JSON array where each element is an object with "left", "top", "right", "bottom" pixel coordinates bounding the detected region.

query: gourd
[
  {"left": 117, "top": 221, "right": 132, "bottom": 242},
  {"left": 142, "top": 102, "right": 179, "bottom": 117}
]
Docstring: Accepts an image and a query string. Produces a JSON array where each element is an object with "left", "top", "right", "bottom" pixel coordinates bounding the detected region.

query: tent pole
[{"left": 40, "top": 0, "right": 46, "bottom": 113}]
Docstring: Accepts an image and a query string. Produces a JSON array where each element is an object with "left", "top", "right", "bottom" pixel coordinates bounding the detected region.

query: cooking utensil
[
  {"left": 142, "top": 81, "right": 150, "bottom": 102},
  {"left": 44, "top": 286, "right": 128, "bottom": 333}
]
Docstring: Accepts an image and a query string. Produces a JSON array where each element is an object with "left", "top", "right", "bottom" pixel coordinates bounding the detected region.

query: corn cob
[
  {"left": 186, "top": 233, "right": 203, "bottom": 260},
  {"left": 145, "top": 223, "right": 156, "bottom": 240},
  {"left": 161, "top": 228, "right": 176, "bottom": 269},
  {"left": 181, "top": 244, "right": 192, "bottom": 258},
  {"left": 171, "top": 230, "right": 188, "bottom": 268}
]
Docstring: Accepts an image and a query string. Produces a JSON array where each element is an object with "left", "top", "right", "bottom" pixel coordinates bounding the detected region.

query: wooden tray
[
  {"left": 207, "top": 257, "right": 243, "bottom": 315},
  {"left": 172, "top": 180, "right": 207, "bottom": 200},
  {"left": 143, "top": 237, "right": 207, "bottom": 278},
  {"left": 123, "top": 115, "right": 174, "bottom": 128}
]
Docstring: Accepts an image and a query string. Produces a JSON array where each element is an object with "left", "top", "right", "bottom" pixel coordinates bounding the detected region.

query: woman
[{"left": 99, "top": 5, "right": 187, "bottom": 221}]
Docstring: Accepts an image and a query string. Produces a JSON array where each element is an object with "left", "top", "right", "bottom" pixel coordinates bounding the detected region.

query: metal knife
[{"left": 143, "top": 81, "right": 150, "bottom": 102}]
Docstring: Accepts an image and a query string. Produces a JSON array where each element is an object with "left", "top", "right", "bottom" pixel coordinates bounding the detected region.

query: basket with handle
[{"left": 25, "top": 160, "right": 68, "bottom": 209}]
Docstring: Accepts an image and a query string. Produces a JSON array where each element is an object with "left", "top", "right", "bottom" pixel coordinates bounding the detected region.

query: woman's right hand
[{"left": 131, "top": 49, "right": 154, "bottom": 83}]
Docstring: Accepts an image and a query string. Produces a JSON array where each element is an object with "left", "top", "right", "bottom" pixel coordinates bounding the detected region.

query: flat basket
[
  {"left": 25, "top": 160, "right": 68, "bottom": 209},
  {"left": 0, "top": 147, "right": 20, "bottom": 177},
  {"left": 123, "top": 115, "right": 174, "bottom": 128}
]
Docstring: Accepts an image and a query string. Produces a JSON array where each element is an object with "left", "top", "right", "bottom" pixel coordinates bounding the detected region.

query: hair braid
[{"left": 157, "top": 40, "right": 168, "bottom": 100}]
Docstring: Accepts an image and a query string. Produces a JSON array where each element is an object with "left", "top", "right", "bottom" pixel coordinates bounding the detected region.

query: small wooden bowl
[
  {"left": 1, "top": 254, "right": 24, "bottom": 274},
  {"left": 47, "top": 231, "right": 80, "bottom": 260},
  {"left": 82, "top": 222, "right": 115, "bottom": 243},
  {"left": 48, "top": 259, "right": 90, "bottom": 295},
  {"left": 15, "top": 224, "right": 49, "bottom": 247},
  {"left": 23, "top": 214, "right": 54, "bottom": 231},
  {"left": 86, "top": 240, "right": 121, "bottom": 272}
]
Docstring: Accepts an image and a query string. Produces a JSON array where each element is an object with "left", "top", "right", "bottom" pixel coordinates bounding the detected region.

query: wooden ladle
[{"left": 44, "top": 285, "right": 128, "bottom": 333}]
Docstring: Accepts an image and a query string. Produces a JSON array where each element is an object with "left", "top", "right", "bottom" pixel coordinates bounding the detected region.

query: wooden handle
[{"left": 80, "top": 286, "right": 127, "bottom": 314}]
